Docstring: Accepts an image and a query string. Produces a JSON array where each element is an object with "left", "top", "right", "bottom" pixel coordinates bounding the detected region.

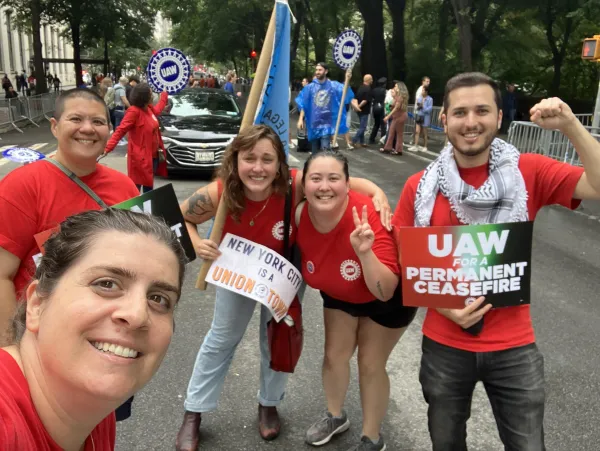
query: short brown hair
[
  {"left": 130, "top": 83, "right": 153, "bottom": 108},
  {"left": 217, "top": 125, "right": 289, "bottom": 221},
  {"left": 443, "top": 72, "right": 502, "bottom": 112},
  {"left": 54, "top": 88, "right": 110, "bottom": 124}
]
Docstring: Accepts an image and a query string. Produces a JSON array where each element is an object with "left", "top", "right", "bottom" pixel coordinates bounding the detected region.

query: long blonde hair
[{"left": 395, "top": 82, "right": 409, "bottom": 112}]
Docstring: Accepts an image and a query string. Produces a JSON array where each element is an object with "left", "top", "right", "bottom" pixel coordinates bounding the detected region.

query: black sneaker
[{"left": 347, "top": 435, "right": 386, "bottom": 451}]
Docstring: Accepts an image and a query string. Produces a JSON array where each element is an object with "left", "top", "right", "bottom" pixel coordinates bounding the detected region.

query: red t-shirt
[
  {"left": 297, "top": 191, "right": 400, "bottom": 304},
  {"left": 217, "top": 169, "right": 298, "bottom": 255},
  {"left": 0, "top": 349, "right": 115, "bottom": 450},
  {"left": 0, "top": 160, "right": 139, "bottom": 296},
  {"left": 393, "top": 153, "right": 584, "bottom": 352}
]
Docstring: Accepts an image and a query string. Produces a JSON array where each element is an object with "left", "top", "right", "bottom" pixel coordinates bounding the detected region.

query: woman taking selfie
[
  {"left": 175, "top": 125, "right": 391, "bottom": 450},
  {"left": 0, "top": 208, "right": 187, "bottom": 450},
  {"left": 296, "top": 151, "right": 417, "bottom": 451}
]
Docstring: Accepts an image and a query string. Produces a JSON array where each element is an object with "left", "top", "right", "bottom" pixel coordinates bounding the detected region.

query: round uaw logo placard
[
  {"left": 333, "top": 30, "right": 362, "bottom": 70},
  {"left": 147, "top": 48, "right": 191, "bottom": 94},
  {"left": 2, "top": 147, "right": 45, "bottom": 164}
]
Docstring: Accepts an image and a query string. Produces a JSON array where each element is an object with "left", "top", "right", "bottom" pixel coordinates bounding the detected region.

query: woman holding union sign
[
  {"left": 175, "top": 125, "right": 391, "bottom": 450},
  {"left": 295, "top": 151, "right": 417, "bottom": 451}
]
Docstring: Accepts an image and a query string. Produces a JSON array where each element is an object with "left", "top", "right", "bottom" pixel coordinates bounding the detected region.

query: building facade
[{"left": 0, "top": 7, "right": 75, "bottom": 92}]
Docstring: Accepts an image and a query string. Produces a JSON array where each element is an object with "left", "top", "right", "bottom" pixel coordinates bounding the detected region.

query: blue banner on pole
[{"left": 254, "top": 0, "right": 292, "bottom": 158}]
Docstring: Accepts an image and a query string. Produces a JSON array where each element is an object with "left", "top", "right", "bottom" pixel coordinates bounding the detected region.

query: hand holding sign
[
  {"left": 196, "top": 238, "right": 221, "bottom": 261},
  {"left": 437, "top": 296, "right": 492, "bottom": 329},
  {"left": 350, "top": 206, "right": 375, "bottom": 256}
]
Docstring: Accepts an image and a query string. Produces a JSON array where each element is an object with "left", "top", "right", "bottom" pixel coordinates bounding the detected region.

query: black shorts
[{"left": 320, "top": 285, "right": 417, "bottom": 329}]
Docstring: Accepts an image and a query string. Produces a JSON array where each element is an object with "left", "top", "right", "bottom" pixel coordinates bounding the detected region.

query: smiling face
[
  {"left": 303, "top": 156, "right": 349, "bottom": 214},
  {"left": 50, "top": 97, "right": 110, "bottom": 161},
  {"left": 443, "top": 84, "right": 502, "bottom": 162},
  {"left": 237, "top": 138, "right": 281, "bottom": 199},
  {"left": 25, "top": 231, "right": 180, "bottom": 404}
]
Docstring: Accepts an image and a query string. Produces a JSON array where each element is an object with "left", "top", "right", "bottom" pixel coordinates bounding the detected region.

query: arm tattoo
[
  {"left": 376, "top": 281, "right": 385, "bottom": 299},
  {"left": 186, "top": 188, "right": 214, "bottom": 220}
]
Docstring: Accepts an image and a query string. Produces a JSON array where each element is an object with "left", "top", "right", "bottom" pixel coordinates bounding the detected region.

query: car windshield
[{"left": 164, "top": 90, "right": 240, "bottom": 118}]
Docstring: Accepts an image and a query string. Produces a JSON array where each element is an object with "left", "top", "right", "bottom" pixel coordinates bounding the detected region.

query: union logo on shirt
[
  {"left": 272, "top": 220, "right": 292, "bottom": 241},
  {"left": 306, "top": 261, "right": 315, "bottom": 274},
  {"left": 340, "top": 259, "right": 361, "bottom": 281}
]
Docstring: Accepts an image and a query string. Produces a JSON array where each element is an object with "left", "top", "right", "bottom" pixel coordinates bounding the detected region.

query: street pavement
[{"left": 1, "top": 123, "right": 600, "bottom": 450}]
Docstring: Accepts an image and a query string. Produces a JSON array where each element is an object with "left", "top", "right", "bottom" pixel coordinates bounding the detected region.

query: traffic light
[
  {"left": 250, "top": 49, "right": 257, "bottom": 59},
  {"left": 152, "top": 50, "right": 157, "bottom": 56},
  {"left": 582, "top": 36, "right": 600, "bottom": 61}
]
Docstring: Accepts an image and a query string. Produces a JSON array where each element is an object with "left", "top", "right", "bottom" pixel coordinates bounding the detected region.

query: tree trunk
[
  {"left": 450, "top": 0, "right": 473, "bottom": 71},
  {"left": 71, "top": 21, "right": 84, "bottom": 87},
  {"left": 356, "top": 0, "right": 388, "bottom": 81},
  {"left": 304, "top": 24, "right": 309, "bottom": 77},
  {"left": 385, "top": 0, "right": 407, "bottom": 81},
  {"left": 103, "top": 37, "right": 109, "bottom": 76},
  {"left": 31, "top": 0, "right": 47, "bottom": 93},
  {"left": 360, "top": 22, "right": 369, "bottom": 78},
  {"left": 438, "top": 0, "right": 450, "bottom": 55},
  {"left": 290, "top": 0, "right": 304, "bottom": 83}
]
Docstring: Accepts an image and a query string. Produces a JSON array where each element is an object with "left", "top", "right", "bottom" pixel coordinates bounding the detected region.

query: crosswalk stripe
[{"left": 29, "top": 143, "right": 49, "bottom": 151}]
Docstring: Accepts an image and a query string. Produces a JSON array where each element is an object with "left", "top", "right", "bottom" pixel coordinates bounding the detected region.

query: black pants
[
  {"left": 420, "top": 336, "right": 546, "bottom": 451},
  {"left": 369, "top": 110, "right": 386, "bottom": 143}
]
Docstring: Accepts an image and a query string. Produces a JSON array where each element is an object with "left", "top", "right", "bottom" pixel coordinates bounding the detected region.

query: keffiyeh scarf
[{"left": 414, "top": 138, "right": 529, "bottom": 226}]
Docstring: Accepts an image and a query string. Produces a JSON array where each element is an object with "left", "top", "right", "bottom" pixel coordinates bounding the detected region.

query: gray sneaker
[
  {"left": 348, "top": 435, "right": 386, "bottom": 451},
  {"left": 305, "top": 411, "right": 350, "bottom": 446}
]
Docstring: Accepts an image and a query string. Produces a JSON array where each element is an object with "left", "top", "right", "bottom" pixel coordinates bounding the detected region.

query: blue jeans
[
  {"left": 310, "top": 136, "right": 331, "bottom": 154},
  {"left": 420, "top": 336, "right": 545, "bottom": 451},
  {"left": 184, "top": 287, "right": 289, "bottom": 412},
  {"left": 352, "top": 114, "right": 369, "bottom": 144},
  {"left": 114, "top": 106, "right": 125, "bottom": 129}
]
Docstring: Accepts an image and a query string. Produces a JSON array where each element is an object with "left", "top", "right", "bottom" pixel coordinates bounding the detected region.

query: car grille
[{"left": 165, "top": 137, "right": 230, "bottom": 168}]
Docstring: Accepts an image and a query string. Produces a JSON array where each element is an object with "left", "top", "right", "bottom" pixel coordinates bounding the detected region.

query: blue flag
[{"left": 254, "top": 0, "right": 292, "bottom": 157}]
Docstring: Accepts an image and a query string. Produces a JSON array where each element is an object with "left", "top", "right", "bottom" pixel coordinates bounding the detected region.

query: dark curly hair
[
  {"left": 216, "top": 125, "right": 289, "bottom": 221},
  {"left": 129, "top": 82, "right": 154, "bottom": 108}
]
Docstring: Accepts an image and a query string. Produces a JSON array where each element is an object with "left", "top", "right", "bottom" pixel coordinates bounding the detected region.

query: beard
[
  {"left": 316, "top": 73, "right": 326, "bottom": 81},
  {"left": 448, "top": 128, "right": 497, "bottom": 158}
]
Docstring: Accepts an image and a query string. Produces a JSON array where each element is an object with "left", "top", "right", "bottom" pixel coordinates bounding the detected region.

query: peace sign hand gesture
[{"left": 350, "top": 205, "right": 375, "bottom": 256}]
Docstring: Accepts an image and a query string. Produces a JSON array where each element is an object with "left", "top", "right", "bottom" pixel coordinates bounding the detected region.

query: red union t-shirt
[
  {"left": 297, "top": 191, "right": 400, "bottom": 303},
  {"left": 0, "top": 160, "right": 139, "bottom": 297},
  {"left": 0, "top": 349, "right": 116, "bottom": 450},
  {"left": 217, "top": 169, "right": 298, "bottom": 255},
  {"left": 392, "top": 153, "right": 584, "bottom": 352}
]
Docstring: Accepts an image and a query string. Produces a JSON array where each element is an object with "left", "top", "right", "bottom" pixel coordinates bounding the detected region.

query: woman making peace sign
[{"left": 295, "top": 151, "right": 417, "bottom": 451}]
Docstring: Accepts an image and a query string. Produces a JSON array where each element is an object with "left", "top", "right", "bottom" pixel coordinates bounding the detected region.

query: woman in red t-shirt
[
  {"left": 0, "top": 208, "right": 187, "bottom": 450},
  {"left": 105, "top": 83, "right": 169, "bottom": 193},
  {"left": 175, "top": 125, "right": 391, "bottom": 449},
  {"left": 296, "top": 151, "right": 417, "bottom": 451}
]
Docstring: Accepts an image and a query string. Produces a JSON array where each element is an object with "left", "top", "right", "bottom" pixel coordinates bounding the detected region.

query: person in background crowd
[
  {"left": 104, "top": 79, "right": 117, "bottom": 128},
  {"left": 2, "top": 74, "right": 13, "bottom": 95},
  {"left": 297, "top": 151, "right": 417, "bottom": 451},
  {"left": 126, "top": 76, "right": 140, "bottom": 103},
  {"left": 223, "top": 74, "right": 235, "bottom": 94},
  {"left": 394, "top": 72, "right": 600, "bottom": 451},
  {"left": 414, "top": 76, "right": 430, "bottom": 109},
  {"left": 411, "top": 86, "right": 433, "bottom": 152},
  {"left": 296, "top": 62, "right": 354, "bottom": 153},
  {"left": 175, "top": 125, "right": 392, "bottom": 451},
  {"left": 5, "top": 86, "right": 18, "bottom": 99},
  {"left": 104, "top": 83, "right": 169, "bottom": 194},
  {"left": 53, "top": 75, "right": 61, "bottom": 92},
  {"left": 351, "top": 74, "right": 373, "bottom": 148},
  {"left": 503, "top": 83, "right": 517, "bottom": 133},
  {"left": 380, "top": 82, "right": 409, "bottom": 156},
  {"left": 368, "top": 77, "right": 387, "bottom": 145},
  {"left": 113, "top": 77, "right": 131, "bottom": 146},
  {"left": 0, "top": 208, "right": 187, "bottom": 450}
]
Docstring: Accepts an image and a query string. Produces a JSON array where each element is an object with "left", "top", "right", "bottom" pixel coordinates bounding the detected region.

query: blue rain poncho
[{"left": 295, "top": 79, "right": 355, "bottom": 141}]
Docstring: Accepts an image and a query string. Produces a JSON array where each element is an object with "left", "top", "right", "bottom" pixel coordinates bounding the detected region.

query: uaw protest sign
[
  {"left": 397, "top": 222, "right": 533, "bottom": 309},
  {"left": 206, "top": 233, "right": 302, "bottom": 321}
]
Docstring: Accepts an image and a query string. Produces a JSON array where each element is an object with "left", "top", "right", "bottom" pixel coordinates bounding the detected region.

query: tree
[
  {"left": 356, "top": 0, "right": 389, "bottom": 81},
  {"left": 385, "top": 0, "right": 408, "bottom": 80},
  {"left": 0, "top": 0, "right": 48, "bottom": 93}
]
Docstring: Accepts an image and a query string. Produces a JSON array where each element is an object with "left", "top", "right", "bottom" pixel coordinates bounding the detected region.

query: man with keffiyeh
[{"left": 393, "top": 72, "right": 600, "bottom": 451}]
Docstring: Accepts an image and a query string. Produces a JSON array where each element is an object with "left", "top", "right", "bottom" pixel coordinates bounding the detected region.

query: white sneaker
[
  {"left": 408, "top": 145, "right": 419, "bottom": 152},
  {"left": 420, "top": 146, "right": 428, "bottom": 152}
]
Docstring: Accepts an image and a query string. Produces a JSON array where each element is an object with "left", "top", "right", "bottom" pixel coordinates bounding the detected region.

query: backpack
[{"left": 104, "top": 87, "right": 115, "bottom": 109}]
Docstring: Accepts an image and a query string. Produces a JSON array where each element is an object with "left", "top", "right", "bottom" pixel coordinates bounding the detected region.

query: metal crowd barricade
[
  {"left": 575, "top": 114, "right": 593, "bottom": 127},
  {"left": 27, "top": 94, "right": 46, "bottom": 123},
  {"left": 507, "top": 120, "right": 600, "bottom": 167},
  {"left": 0, "top": 91, "right": 58, "bottom": 136}
]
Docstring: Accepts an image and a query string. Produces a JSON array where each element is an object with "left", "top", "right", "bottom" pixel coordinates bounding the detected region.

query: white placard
[{"left": 205, "top": 233, "right": 302, "bottom": 322}]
